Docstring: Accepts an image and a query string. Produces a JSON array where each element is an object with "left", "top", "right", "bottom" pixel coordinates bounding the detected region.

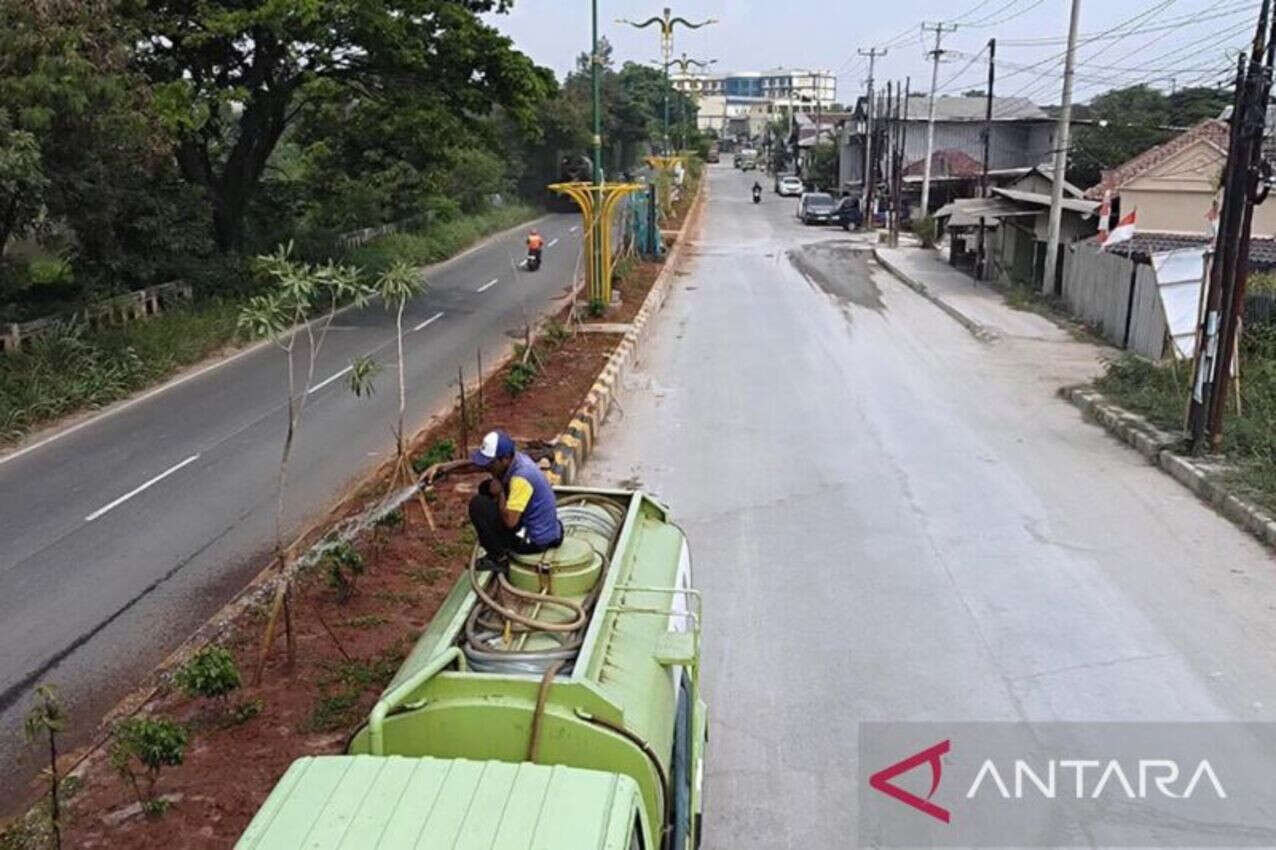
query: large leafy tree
[
  {"left": 0, "top": 0, "right": 198, "bottom": 287},
  {"left": 0, "top": 109, "right": 47, "bottom": 257},
  {"left": 1070, "top": 83, "right": 1230, "bottom": 189},
  {"left": 132, "top": 0, "right": 550, "bottom": 250}
]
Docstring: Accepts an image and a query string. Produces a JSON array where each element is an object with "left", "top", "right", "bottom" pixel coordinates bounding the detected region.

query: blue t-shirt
[{"left": 503, "top": 452, "right": 560, "bottom": 546}]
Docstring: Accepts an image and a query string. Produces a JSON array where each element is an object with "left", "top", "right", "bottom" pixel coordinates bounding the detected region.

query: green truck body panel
[
  {"left": 235, "top": 756, "right": 641, "bottom": 850},
  {"left": 239, "top": 488, "right": 704, "bottom": 849}
]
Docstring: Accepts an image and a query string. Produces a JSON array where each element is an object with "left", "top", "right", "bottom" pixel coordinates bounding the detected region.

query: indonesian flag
[
  {"left": 1100, "top": 208, "right": 1136, "bottom": 250},
  {"left": 1098, "top": 189, "right": 1111, "bottom": 236},
  {"left": 1206, "top": 192, "right": 1220, "bottom": 237}
]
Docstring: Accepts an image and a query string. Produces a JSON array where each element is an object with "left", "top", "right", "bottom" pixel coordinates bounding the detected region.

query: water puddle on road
[{"left": 785, "top": 241, "right": 884, "bottom": 312}]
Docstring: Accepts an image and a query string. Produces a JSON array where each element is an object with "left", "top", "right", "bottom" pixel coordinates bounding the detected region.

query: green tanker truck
[{"left": 237, "top": 487, "right": 707, "bottom": 850}]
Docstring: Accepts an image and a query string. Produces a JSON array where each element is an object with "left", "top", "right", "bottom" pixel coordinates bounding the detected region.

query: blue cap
[{"left": 471, "top": 429, "right": 515, "bottom": 467}]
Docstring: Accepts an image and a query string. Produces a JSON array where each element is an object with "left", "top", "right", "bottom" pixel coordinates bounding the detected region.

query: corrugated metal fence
[{"left": 1061, "top": 244, "right": 1167, "bottom": 359}]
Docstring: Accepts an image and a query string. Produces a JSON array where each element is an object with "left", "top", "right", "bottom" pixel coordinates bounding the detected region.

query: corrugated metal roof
[
  {"left": 904, "top": 96, "right": 1048, "bottom": 122},
  {"left": 934, "top": 197, "right": 1034, "bottom": 226},
  {"left": 991, "top": 187, "right": 1099, "bottom": 215},
  {"left": 236, "top": 756, "right": 638, "bottom": 850}
]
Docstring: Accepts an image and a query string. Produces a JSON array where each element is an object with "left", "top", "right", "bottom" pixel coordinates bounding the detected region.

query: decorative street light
[
  {"left": 618, "top": 7, "right": 717, "bottom": 155},
  {"left": 654, "top": 54, "right": 717, "bottom": 151}
]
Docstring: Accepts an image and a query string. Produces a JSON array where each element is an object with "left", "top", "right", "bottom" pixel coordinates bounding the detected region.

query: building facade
[
  {"left": 672, "top": 68, "right": 836, "bottom": 131},
  {"left": 838, "top": 95, "right": 1058, "bottom": 209}
]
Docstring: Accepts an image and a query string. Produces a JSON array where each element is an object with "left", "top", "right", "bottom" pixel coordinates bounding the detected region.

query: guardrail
[{"left": 0, "top": 280, "right": 193, "bottom": 355}]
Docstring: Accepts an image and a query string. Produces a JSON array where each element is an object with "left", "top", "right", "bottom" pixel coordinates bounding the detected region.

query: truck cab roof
[{"left": 236, "top": 755, "right": 646, "bottom": 850}]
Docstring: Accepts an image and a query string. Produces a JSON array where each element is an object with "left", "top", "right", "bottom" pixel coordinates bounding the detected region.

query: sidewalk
[{"left": 874, "top": 246, "right": 1072, "bottom": 343}]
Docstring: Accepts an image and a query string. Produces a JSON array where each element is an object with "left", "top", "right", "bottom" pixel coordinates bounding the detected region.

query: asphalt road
[
  {"left": 0, "top": 212, "right": 583, "bottom": 804},
  {"left": 583, "top": 166, "right": 1276, "bottom": 847}
]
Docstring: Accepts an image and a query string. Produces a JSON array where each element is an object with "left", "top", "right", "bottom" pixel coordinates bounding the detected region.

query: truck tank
[{"left": 341, "top": 487, "right": 706, "bottom": 848}]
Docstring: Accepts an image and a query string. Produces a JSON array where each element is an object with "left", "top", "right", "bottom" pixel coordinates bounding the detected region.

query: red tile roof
[
  {"left": 903, "top": 149, "right": 984, "bottom": 178},
  {"left": 1084, "top": 119, "right": 1228, "bottom": 199}
]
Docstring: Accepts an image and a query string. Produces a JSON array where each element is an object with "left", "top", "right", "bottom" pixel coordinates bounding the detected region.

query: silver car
[{"left": 776, "top": 175, "right": 803, "bottom": 197}]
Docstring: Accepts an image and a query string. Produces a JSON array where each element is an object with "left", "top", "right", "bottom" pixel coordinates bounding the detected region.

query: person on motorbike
[
  {"left": 526, "top": 229, "right": 544, "bottom": 267},
  {"left": 751, "top": 181, "right": 762, "bottom": 201}
]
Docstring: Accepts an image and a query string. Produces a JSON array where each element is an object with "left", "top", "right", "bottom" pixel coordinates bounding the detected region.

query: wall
[
  {"left": 899, "top": 121, "right": 1056, "bottom": 170},
  {"left": 1060, "top": 244, "right": 1167, "bottom": 358}
]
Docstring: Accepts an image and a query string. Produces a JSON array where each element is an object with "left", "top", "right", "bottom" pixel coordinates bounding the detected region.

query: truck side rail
[{"left": 368, "top": 647, "right": 467, "bottom": 755}]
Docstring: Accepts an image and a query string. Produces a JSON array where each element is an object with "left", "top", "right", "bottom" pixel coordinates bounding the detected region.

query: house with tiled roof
[{"left": 1085, "top": 118, "right": 1276, "bottom": 236}]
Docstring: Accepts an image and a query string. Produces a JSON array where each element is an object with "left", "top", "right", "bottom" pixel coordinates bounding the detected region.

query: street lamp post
[
  {"left": 655, "top": 53, "right": 717, "bottom": 152},
  {"left": 618, "top": 7, "right": 717, "bottom": 155}
]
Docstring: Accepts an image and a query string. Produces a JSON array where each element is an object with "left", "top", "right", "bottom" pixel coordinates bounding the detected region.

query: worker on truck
[{"left": 468, "top": 429, "right": 562, "bottom": 572}]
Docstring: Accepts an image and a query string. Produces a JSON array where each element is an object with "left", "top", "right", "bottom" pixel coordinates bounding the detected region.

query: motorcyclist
[
  {"left": 526, "top": 228, "right": 544, "bottom": 266},
  {"left": 751, "top": 180, "right": 762, "bottom": 201}
]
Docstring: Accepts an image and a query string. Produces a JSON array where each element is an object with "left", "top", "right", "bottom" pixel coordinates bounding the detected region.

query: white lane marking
[
  {"left": 476, "top": 278, "right": 499, "bottom": 293},
  {"left": 85, "top": 454, "right": 200, "bottom": 522},
  {"left": 569, "top": 226, "right": 580, "bottom": 233},
  {"left": 412, "top": 311, "right": 444, "bottom": 332},
  {"left": 547, "top": 238, "right": 560, "bottom": 247},
  {"left": 308, "top": 365, "right": 353, "bottom": 395}
]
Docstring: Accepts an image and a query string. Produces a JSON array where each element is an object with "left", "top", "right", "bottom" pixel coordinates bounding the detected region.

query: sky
[{"left": 484, "top": 0, "right": 1259, "bottom": 108}]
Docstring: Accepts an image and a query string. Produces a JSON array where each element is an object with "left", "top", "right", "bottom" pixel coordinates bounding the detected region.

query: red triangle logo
[{"left": 869, "top": 739, "right": 951, "bottom": 823}]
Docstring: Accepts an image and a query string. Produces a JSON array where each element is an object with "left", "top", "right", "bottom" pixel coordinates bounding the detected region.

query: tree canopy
[{"left": 1069, "top": 83, "right": 1231, "bottom": 188}]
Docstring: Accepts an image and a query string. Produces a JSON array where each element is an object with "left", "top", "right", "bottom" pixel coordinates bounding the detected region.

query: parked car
[
  {"left": 797, "top": 192, "right": 837, "bottom": 225},
  {"left": 832, "top": 196, "right": 863, "bottom": 230},
  {"left": 776, "top": 175, "right": 804, "bottom": 197}
]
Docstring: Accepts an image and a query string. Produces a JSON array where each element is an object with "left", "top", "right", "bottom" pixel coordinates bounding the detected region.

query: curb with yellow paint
[{"left": 547, "top": 175, "right": 706, "bottom": 485}]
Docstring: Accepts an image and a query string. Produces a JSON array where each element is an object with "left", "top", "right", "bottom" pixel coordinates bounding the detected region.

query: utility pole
[
  {"left": 860, "top": 47, "right": 886, "bottom": 209},
  {"left": 895, "top": 76, "right": 911, "bottom": 246},
  {"left": 920, "top": 22, "right": 957, "bottom": 216},
  {"left": 591, "top": 0, "right": 603, "bottom": 307},
  {"left": 1189, "top": 0, "right": 1275, "bottom": 451},
  {"left": 1041, "top": 0, "right": 1082, "bottom": 296},
  {"left": 976, "top": 38, "right": 996, "bottom": 281}
]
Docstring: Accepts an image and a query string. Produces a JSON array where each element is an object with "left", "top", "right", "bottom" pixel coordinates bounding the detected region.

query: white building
[{"left": 672, "top": 68, "right": 837, "bottom": 136}]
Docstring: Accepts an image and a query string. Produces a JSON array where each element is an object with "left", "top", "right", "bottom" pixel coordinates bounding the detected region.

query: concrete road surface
[
  {"left": 0, "top": 213, "right": 584, "bottom": 805},
  {"left": 583, "top": 166, "right": 1276, "bottom": 847}
]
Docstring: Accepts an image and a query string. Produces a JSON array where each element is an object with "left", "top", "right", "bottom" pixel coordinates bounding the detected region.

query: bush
[
  {"left": 173, "top": 645, "right": 241, "bottom": 703},
  {"left": 504, "top": 361, "right": 537, "bottom": 395},
  {"left": 412, "top": 438, "right": 456, "bottom": 473},
  {"left": 0, "top": 301, "right": 242, "bottom": 445},
  {"left": 345, "top": 203, "right": 537, "bottom": 278},
  {"left": 543, "top": 318, "right": 570, "bottom": 347},
  {"left": 108, "top": 716, "right": 188, "bottom": 815},
  {"left": 27, "top": 256, "right": 74, "bottom": 288},
  {"left": 912, "top": 216, "right": 938, "bottom": 248},
  {"left": 324, "top": 541, "right": 365, "bottom": 602}
]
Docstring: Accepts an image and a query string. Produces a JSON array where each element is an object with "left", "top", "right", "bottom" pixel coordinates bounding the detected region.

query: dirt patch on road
[{"left": 787, "top": 241, "right": 883, "bottom": 311}]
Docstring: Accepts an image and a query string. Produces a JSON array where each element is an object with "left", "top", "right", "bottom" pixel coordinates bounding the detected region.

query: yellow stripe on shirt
[{"left": 506, "top": 476, "right": 533, "bottom": 513}]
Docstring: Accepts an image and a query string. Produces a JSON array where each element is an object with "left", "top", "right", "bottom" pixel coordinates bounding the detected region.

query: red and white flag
[
  {"left": 1100, "top": 208, "right": 1136, "bottom": 250},
  {"left": 1098, "top": 189, "right": 1111, "bottom": 237},
  {"left": 1206, "top": 192, "right": 1220, "bottom": 237}
]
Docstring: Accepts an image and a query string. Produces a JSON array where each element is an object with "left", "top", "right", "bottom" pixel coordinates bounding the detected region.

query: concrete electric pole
[
  {"left": 919, "top": 22, "right": 957, "bottom": 216},
  {"left": 1041, "top": 0, "right": 1082, "bottom": 296},
  {"left": 860, "top": 47, "right": 887, "bottom": 210}
]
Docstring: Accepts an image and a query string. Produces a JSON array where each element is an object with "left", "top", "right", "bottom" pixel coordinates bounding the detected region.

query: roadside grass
[
  {"left": 1094, "top": 324, "right": 1276, "bottom": 511},
  {"left": 0, "top": 300, "right": 242, "bottom": 444},
  {"left": 346, "top": 204, "right": 538, "bottom": 277},
  {"left": 0, "top": 205, "right": 540, "bottom": 447}
]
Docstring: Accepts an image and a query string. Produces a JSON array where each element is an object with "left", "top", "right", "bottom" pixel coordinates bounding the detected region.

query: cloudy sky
[{"left": 485, "top": 0, "right": 1257, "bottom": 107}]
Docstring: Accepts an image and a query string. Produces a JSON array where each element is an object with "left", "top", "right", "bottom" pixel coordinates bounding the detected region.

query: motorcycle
[
  {"left": 751, "top": 186, "right": 762, "bottom": 204},
  {"left": 525, "top": 247, "right": 542, "bottom": 271}
]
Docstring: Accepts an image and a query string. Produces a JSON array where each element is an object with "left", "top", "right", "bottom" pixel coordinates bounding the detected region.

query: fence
[
  {"left": 1247, "top": 291, "right": 1276, "bottom": 327},
  {"left": 1061, "top": 244, "right": 1167, "bottom": 359},
  {"left": 0, "top": 280, "right": 192, "bottom": 355}
]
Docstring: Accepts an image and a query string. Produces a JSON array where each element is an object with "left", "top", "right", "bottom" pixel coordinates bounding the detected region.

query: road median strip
[{"left": 2, "top": 170, "right": 707, "bottom": 844}]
